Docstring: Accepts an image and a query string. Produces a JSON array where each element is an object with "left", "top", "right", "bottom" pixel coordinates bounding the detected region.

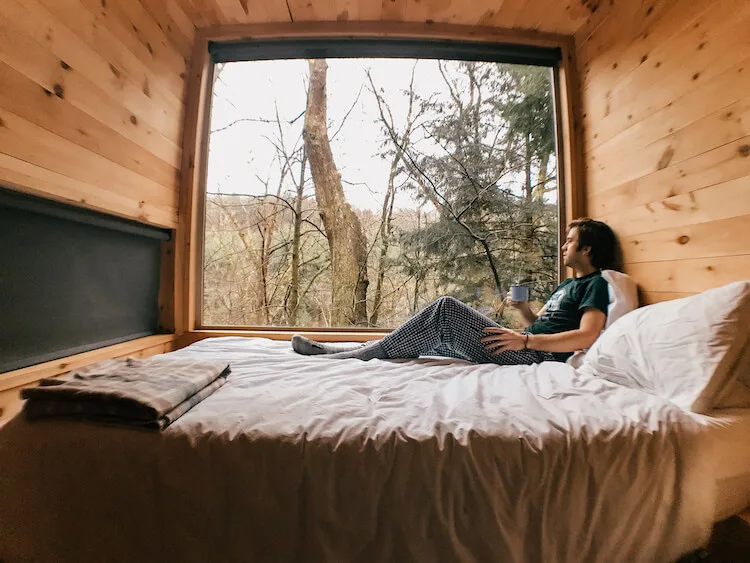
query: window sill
[{"left": 177, "top": 329, "right": 390, "bottom": 349}]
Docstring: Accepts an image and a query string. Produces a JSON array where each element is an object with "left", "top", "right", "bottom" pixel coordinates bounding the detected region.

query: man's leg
[
  {"left": 290, "top": 338, "right": 367, "bottom": 356},
  {"left": 293, "top": 296, "right": 550, "bottom": 365},
  {"left": 375, "top": 296, "right": 547, "bottom": 364}
]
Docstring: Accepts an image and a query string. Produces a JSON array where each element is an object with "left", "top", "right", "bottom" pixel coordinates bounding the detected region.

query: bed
[{"left": 1, "top": 334, "right": 747, "bottom": 563}]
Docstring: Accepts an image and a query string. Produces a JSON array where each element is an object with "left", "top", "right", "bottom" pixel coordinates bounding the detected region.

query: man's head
[{"left": 562, "top": 218, "right": 617, "bottom": 272}]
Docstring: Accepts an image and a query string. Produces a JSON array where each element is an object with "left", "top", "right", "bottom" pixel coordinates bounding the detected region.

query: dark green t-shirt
[{"left": 527, "top": 271, "right": 610, "bottom": 361}]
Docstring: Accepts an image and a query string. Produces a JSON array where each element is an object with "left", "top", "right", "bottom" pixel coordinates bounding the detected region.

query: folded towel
[{"left": 21, "top": 356, "right": 230, "bottom": 429}]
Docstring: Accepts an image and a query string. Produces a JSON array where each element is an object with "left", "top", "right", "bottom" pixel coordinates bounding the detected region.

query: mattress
[
  {"left": 699, "top": 408, "right": 750, "bottom": 520},
  {"left": 0, "top": 337, "right": 721, "bottom": 563}
]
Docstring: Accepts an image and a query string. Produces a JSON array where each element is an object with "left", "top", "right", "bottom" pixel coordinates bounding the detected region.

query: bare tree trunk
[
  {"left": 367, "top": 73, "right": 417, "bottom": 325},
  {"left": 256, "top": 221, "right": 270, "bottom": 324},
  {"left": 288, "top": 150, "right": 306, "bottom": 325},
  {"left": 369, "top": 162, "right": 396, "bottom": 326},
  {"left": 257, "top": 171, "right": 286, "bottom": 325},
  {"left": 521, "top": 133, "right": 536, "bottom": 284},
  {"left": 411, "top": 208, "right": 425, "bottom": 314},
  {"left": 303, "top": 59, "right": 369, "bottom": 326},
  {"left": 223, "top": 198, "right": 262, "bottom": 324},
  {"left": 533, "top": 151, "right": 553, "bottom": 201}
]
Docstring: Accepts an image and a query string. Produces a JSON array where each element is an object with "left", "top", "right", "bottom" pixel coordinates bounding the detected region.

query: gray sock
[
  {"left": 291, "top": 335, "right": 367, "bottom": 356},
  {"left": 324, "top": 341, "right": 387, "bottom": 361}
]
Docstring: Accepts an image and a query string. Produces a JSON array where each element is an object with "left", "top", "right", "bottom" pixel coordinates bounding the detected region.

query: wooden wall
[
  {"left": 0, "top": 0, "right": 192, "bottom": 415},
  {"left": 162, "top": 0, "right": 592, "bottom": 35},
  {"left": 575, "top": 0, "right": 750, "bottom": 304},
  {"left": 0, "top": 0, "right": 194, "bottom": 228}
]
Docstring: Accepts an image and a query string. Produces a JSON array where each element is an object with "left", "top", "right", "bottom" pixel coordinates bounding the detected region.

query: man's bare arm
[
  {"left": 482, "top": 309, "right": 606, "bottom": 354},
  {"left": 509, "top": 298, "right": 547, "bottom": 327},
  {"left": 526, "top": 309, "right": 606, "bottom": 352}
]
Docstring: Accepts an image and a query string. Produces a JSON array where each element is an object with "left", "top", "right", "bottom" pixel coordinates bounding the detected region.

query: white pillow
[
  {"left": 601, "top": 270, "right": 639, "bottom": 328},
  {"left": 579, "top": 281, "right": 750, "bottom": 413},
  {"left": 712, "top": 347, "right": 750, "bottom": 409},
  {"left": 566, "top": 270, "right": 639, "bottom": 368}
]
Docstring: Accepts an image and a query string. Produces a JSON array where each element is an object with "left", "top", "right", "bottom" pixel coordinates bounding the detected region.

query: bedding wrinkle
[
  {"left": 483, "top": 436, "right": 530, "bottom": 561},
  {"left": 293, "top": 431, "right": 310, "bottom": 563},
  {"left": 367, "top": 434, "right": 400, "bottom": 560},
  {"left": 430, "top": 436, "right": 466, "bottom": 561}
]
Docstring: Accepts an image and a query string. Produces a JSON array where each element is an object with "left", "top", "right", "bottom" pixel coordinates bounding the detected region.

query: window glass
[{"left": 203, "top": 58, "right": 559, "bottom": 329}]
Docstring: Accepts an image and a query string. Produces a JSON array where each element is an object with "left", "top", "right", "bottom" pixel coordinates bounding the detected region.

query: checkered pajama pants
[{"left": 378, "top": 296, "right": 557, "bottom": 365}]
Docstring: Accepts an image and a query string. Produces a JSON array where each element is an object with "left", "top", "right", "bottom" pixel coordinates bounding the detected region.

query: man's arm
[
  {"left": 482, "top": 308, "right": 606, "bottom": 354},
  {"left": 510, "top": 300, "right": 547, "bottom": 327}
]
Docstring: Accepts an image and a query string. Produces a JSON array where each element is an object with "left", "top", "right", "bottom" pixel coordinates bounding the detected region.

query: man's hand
[
  {"left": 504, "top": 291, "right": 540, "bottom": 327},
  {"left": 505, "top": 291, "right": 532, "bottom": 313},
  {"left": 481, "top": 327, "right": 527, "bottom": 355}
]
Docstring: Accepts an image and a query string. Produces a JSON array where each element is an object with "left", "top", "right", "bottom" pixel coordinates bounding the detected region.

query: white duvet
[{"left": 0, "top": 337, "right": 717, "bottom": 563}]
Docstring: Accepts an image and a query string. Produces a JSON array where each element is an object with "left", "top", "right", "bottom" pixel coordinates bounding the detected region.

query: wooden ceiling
[{"left": 172, "top": 0, "right": 598, "bottom": 36}]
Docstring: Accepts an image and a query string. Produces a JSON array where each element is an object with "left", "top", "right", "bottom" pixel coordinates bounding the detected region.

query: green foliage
[{"left": 396, "top": 62, "right": 559, "bottom": 318}]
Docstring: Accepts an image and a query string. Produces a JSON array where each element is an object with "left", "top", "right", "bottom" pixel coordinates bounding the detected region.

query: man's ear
[{"left": 581, "top": 246, "right": 592, "bottom": 257}]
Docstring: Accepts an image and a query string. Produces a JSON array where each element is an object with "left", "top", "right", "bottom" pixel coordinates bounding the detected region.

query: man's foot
[{"left": 291, "top": 335, "right": 329, "bottom": 355}]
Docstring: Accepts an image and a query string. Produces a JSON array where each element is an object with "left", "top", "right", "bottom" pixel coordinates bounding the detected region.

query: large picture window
[{"left": 200, "top": 39, "right": 563, "bottom": 330}]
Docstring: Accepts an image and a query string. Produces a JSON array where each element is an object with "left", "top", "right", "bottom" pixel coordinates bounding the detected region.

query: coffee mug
[{"left": 510, "top": 284, "right": 529, "bottom": 302}]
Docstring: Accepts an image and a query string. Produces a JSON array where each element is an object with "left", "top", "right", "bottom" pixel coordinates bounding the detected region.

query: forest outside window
[{"left": 200, "top": 40, "right": 564, "bottom": 331}]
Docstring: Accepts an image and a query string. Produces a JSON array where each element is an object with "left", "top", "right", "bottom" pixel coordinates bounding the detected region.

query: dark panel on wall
[{"left": 0, "top": 187, "right": 170, "bottom": 373}]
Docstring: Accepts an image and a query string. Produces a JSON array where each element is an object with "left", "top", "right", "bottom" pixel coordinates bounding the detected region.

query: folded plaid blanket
[{"left": 21, "top": 357, "right": 230, "bottom": 429}]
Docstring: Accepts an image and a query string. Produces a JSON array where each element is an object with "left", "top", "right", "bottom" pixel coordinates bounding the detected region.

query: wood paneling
[
  {"left": 175, "top": 30, "right": 212, "bottom": 334},
  {"left": 140, "top": 0, "right": 196, "bottom": 58},
  {"left": 627, "top": 256, "right": 750, "bottom": 294},
  {"left": 599, "top": 175, "right": 750, "bottom": 239},
  {"left": 587, "top": 96, "right": 750, "bottom": 195},
  {"left": 41, "top": 0, "right": 186, "bottom": 105},
  {"left": 158, "top": 0, "right": 596, "bottom": 35},
  {"left": 620, "top": 216, "right": 750, "bottom": 265},
  {"left": 0, "top": 0, "right": 187, "bottom": 228},
  {"left": 588, "top": 137, "right": 750, "bottom": 218},
  {"left": 584, "top": 1, "right": 750, "bottom": 151},
  {"left": 0, "top": 108, "right": 179, "bottom": 227},
  {"left": 202, "top": 20, "right": 572, "bottom": 47},
  {"left": 576, "top": 0, "right": 750, "bottom": 298}
]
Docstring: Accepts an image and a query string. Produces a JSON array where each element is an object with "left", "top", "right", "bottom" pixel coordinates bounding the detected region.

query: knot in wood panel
[{"left": 657, "top": 146, "right": 675, "bottom": 170}]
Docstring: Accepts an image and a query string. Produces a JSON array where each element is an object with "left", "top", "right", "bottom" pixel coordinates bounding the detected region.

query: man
[{"left": 292, "top": 218, "right": 617, "bottom": 365}]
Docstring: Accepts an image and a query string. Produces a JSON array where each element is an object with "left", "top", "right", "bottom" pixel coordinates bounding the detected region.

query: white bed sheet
[{"left": 0, "top": 337, "right": 721, "bottom": 563}]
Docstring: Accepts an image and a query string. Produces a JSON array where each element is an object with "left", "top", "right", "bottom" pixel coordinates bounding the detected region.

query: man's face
[{"left": 561, "top": 227, "right": 590, "bottom": 269}]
